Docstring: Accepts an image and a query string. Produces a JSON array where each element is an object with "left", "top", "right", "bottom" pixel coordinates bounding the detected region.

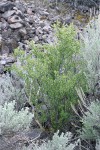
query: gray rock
[
  {"left": 19, "top": 28, "right": 27, "bottom": 36},
  {"left": 31, "top": 27, "right": 35, "bottom": 33},
  {"left": 0, "top": 0, "right": 56, "bottom": 57},
  {"left": 39, "top": 21, "right": 46, "bottom": 28},
  {"left": 51, "top": 15, "right": 61, "bottom": 23},
  {"left": 42, "top": 34, "right": 47, "bottom": 40},
  {"left": 18, "top": 42, "right": 29, "bottom": 51},
  {"left": 1, "top": 45, "right": 10, "bottom": 55},
  {"left": 0, "top": 1, "right": 15, "bottom": 13},
  {"left": 39, "top": 11, "right": 49, "bottom": 16},
  {"left": 38, "top": 34, "right": 43, "bottom": 41},
  {"left": 28, "top": 15, "right": 35, "bottom": 24},
  {"left": 43, "top": 25, "right": 51, "bottom": 33},
  {"left": 0, "top": 59, "right": 6, "bottom": 65},
  {"left": 8, "top": 15, "right": 23, "bottom": 24},
  {"left": 34, "top": 36, "right": 39, "bottom": 43},
  {"left": 0, "top": 0, "right": 85, "bottom": 67},
  {"left": 2, "top": 10, "right": 16, "bottom": 19},
  {"left": 36, "top": 27, "right": 43, "bottom": 35},
  {"left": 25, "top": 128, "right": 42, "bottom": 140},
  {"left": 5, "top": 56, "right": 16, "bottom": 64},
  {"left": 46, "top": 37, "right": 53, "bottom": 44},
  {"left": 1, "top": 20, "right": 9, "bottom": 30},
  {"left": 64, "top": 16, "right": 72, "bottom": 25},
  {"left": 27, "top": 7, "right": 35, "bottom": 15},
  {"left": 15, "top": 1, "right": 26, "bottom": 13},
  {"left": 4, "top": 39, "right": 17, "bottom": 53},
  {"left": 12, "top": 31, "right": 21, "bottom": 42},
  {"left": 9, "top": 22, "right": 23, "bottom": 29},
  {"left": 2, "top": 29, "right": 12, "bottom": 39}
]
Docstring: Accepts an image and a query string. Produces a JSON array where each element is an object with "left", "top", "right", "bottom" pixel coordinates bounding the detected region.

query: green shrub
[
  {"left": 0, "top": 100, "right": 34, "bottom": 135},
  {"left": 12, "top": 24, "right": 86, "bottom": 130}
]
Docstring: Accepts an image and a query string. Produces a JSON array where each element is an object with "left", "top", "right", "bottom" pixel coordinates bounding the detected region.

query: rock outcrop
[
  {"left": 0, "top": 0, "right": 55, "bottom": 54},
  {"left": 0, "top": 0, "right": 57, "bottom": 73},
  {"left": 0, "top": 0, "right": 91, "bottom": 73}
]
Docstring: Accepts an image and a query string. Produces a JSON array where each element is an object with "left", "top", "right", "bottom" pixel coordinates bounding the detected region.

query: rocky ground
[
  {"left": 0, "top": 0, "right": 55, "bottom": 74},
  {"left": 0, "top": 0, "right": 93, "bottom": 74},
  {"left": 0, "top": 129, "right": 42, "bottom": 150}
]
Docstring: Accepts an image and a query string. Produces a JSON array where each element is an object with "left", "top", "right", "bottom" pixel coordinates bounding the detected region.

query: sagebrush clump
[
  {"left": 73, "top": 87, "right": 100, "bottom": 140},
  {"left": 81, "top": 16, "right": 100, "bottom": 94},
  {"left": 0, "top": 100, "right": 34, "bottom": 135},
  {"left": 80, "top": 100, "right": 100, "bottom": 140},
  {"left": 22, "top": 130, "right": 78, "bottom": 150},
  {"left": 77, "top": 16, "right": 100, "bottom": 141},
  {"left": 0, "top": 73, "right": 26, "bottom": 109}
]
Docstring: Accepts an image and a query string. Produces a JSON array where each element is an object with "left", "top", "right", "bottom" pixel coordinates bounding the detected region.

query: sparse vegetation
[
  {"left": 0, "top": 1, "right": 100, "bottom": 149},
  {"left": 22, "top": 130, "right": 79, "bottom": 150}
]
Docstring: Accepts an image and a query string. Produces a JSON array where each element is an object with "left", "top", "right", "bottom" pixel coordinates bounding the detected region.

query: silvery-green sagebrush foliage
[
  {"left": 73, "top": 88, "right": 100, "bottom": 141},
  {"left": 22, "top": 131, "right": 78, "bottom": 150},
  {"left": 80, "top": 100, "right": 100, "bottom": 140},
  {"left": 0, "top": 73, "right": 26, "bottom": 108},
  {"left": 81, "top": 16, "right": 100, "bottom": 92},
  {"left": 0, "top": 100, "right": 34, "bottom": 135}
]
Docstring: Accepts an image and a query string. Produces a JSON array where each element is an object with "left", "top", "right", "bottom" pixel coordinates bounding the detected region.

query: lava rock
[
  {"left": 9, "top": 22, "right": 23, "bottom": 29},
  {"left": 8, "top": 15, "right": 23, "bottom": 24},
  {"left": 19, "top": 28, "right": 27, "bottom": 36},
  {"left": 2, "top": 10, "right": 16, "bottom": 19},
  {"left": 0, "top": 1, "right": 15, "bottom": 13}
]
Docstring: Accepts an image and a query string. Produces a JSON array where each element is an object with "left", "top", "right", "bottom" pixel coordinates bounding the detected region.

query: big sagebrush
[{"left": 0, "top": 100, "right": 34, "bottom": 135}]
